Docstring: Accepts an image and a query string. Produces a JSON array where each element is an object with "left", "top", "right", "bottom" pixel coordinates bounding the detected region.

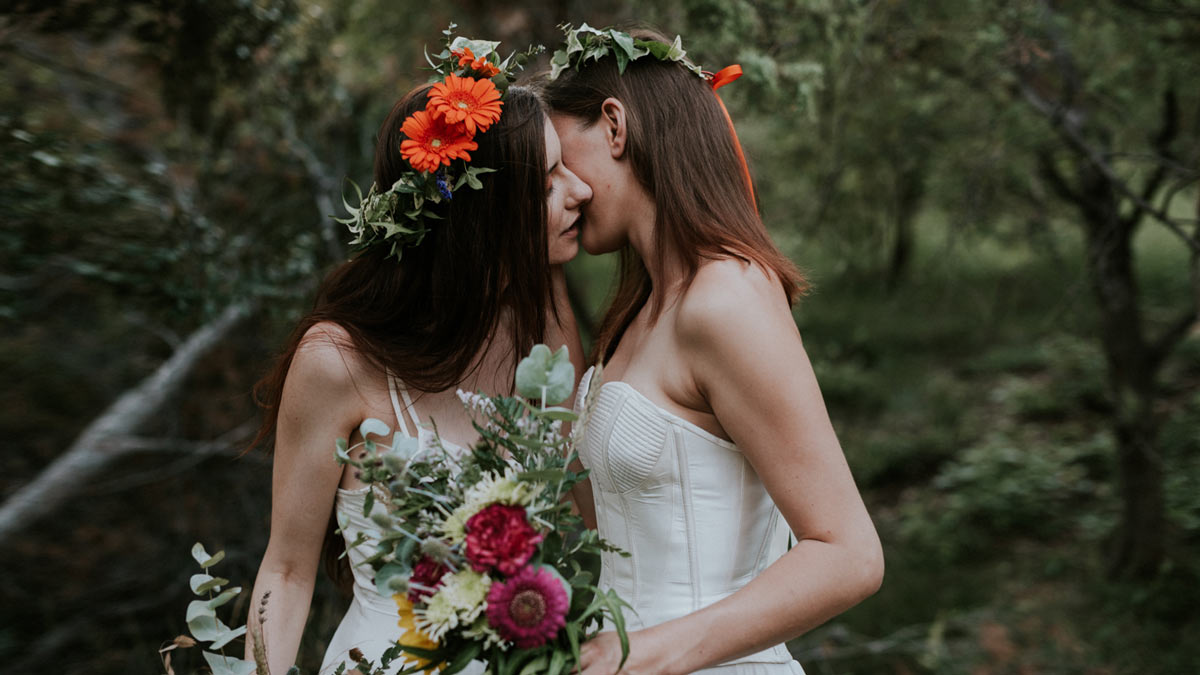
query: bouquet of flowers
[{"left": 334, "top": 345, "right": 629, "bottom": 675}]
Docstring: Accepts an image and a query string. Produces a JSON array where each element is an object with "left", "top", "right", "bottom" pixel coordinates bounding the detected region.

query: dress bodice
[
  {"left": 335, "top": 423, "right": 467, "bottom": 615},
  {"left": 575, "top": 366, "right": 799, "bottom": 669},
  {"left": 321, "top": 378, "right": 482, "bottom": 675}
]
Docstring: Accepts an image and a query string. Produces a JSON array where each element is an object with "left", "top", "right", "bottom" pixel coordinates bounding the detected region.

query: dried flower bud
[{"left": 420, "top": 537, "right": 453, "bottom": 563}]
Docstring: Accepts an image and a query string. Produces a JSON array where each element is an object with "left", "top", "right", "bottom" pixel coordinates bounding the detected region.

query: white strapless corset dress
[{"left": 576, "top": 367, "right": 805, "bottom": 674}]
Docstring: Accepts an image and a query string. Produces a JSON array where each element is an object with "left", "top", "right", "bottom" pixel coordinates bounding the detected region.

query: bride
[
  {"left": 543, "top": 27, "right": 884, "bottom": 674},
  {"left": 242, "top": 46, "right": 593, "bottom": 674}
]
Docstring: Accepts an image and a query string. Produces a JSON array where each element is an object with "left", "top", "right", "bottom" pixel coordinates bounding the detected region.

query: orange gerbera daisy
[
  {"left": 428, "top": 74, "right": 503, "bottom": 135},
  {"left": 393, "top": 594, "right": 441, "bottom": 671},
  {"left": 452, "top": 47, "right": 501, "bottom": 77},
  {"left": 399, "top": 109, "right": 478, "bottom": 174}
]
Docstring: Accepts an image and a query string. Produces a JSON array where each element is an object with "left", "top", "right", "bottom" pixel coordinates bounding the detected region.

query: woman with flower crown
[
  {"left": 542, "top": 26, "right": 884, "bottom": 674},
  {"left": 242, "top": 35, "right": 593, "bottom": 675}
]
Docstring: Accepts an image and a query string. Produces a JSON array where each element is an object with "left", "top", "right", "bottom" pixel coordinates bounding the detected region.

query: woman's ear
[{"left": 600, "top": 97, "right": 628, "bottom": 160}]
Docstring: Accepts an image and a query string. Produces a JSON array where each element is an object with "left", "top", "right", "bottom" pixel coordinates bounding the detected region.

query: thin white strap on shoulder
[
  {"left": 387, "top": 374, "right": 412, "bottom": 438},
  {"left": 399, "top": 382, "right": 421, "bottom": 427}
]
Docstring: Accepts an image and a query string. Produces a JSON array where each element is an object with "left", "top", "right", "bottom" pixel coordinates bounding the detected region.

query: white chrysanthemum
[
  {"left": 414, "top": 591, "right": 459, "bottom": 641},
  {"left": 440, "top": 469, "right": 543, "bottom": 544},
  {"left": 441, "top": 568, "right": 491, "bottom": 623},
  {"left": 415, "top": 569, "right": 492, "bottom": 641},
  {"left": 462, "top": 615, "right": 508, "bottom": 650}
]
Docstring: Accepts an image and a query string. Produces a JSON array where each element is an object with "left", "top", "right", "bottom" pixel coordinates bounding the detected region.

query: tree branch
[
  {"left": 281, "top": 114, "right": 346, "bottom": 263},
  {"left": 1121, "top": 88, "right": 1179, "bottom": 230},
  {"left": 0, "top": 301, "right": 255, "bottom": 542},
  {"left": 1036, "top": 149, "right": 1083, "bottom": 205},
  {"left": 1017, "top": 80, "right": 1200, "bottom": 250}
]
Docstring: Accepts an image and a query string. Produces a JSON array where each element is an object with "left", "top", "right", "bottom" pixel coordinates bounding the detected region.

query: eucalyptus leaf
[
  {"left": 375, "top": 562, "right": 409, "bottom": 598},
  {"left": 191, "top": 542, "right": 213, "bottom": 567},
  {"left": 536, "top": 406, "right": 579, "bottom": 421},
  {"left": 449, "top": 37, "right": 501, "bottom": 59},
  {"left": 189, "top": 573, "right": 215, "bottom": 594},
  {"left": 194, "top": 576, "right": 230, "bottom": 594},
  {"left": 207, "top": 586, "right": 242, "bottom": 610},
  {"left": 355, "top": 420, "right": 388, "bottom": 446},
  {"left": 185, "top": 599, "right": 216, "bottom": 623},
  {"left": 202, "top": 651, "right": 258, "bottom": 675},
  {"left": 209, "top": 624, "right": 247, "bottom": 650},
  {"left": 188, "top": 612, "right": 229, "bottom": 642},
  {"left": 514, "top": 344, "right": 574, "bottom": 404}
]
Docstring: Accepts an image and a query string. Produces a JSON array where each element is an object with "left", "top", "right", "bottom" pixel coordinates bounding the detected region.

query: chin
[
  {"left": 549, "top": 241, "right": 580, "bottom": 266},
  {"left": 580, "top": 232, "right": 622, "bottom": 256}
]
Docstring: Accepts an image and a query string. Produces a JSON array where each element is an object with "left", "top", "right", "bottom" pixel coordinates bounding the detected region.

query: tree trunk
[
  {"left": 1077, "top": 171, "right": 1166, "bottom": 580},
  {"left": 886, "top": 164, "right": 925, "bottom": 292}
]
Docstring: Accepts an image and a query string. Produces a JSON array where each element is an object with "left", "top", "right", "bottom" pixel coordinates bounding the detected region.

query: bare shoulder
[
  {"left": 287, "top": 321, "right": 373, "bottom": 399},
  {"left": 675, "top": 258, "right": 794, "bottom": 348}
]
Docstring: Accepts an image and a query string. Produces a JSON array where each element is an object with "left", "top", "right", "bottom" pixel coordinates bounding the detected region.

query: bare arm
[
  {"left": 245, "top": 327, "right": 364, "bottom": 673},
  {"left": 580, "top": 264, "right": 883, "bottom": 674}
]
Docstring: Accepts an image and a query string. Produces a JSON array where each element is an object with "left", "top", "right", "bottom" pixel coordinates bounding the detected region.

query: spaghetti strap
[
  {"left": 399, "top": 383, "right": 421, "bottom": 426},
  {"left": 387, "top": 374, "right": 413, "bottom": 438}
]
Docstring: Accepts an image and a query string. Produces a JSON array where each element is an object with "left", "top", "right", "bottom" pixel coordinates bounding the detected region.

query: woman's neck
[{"left": 627, "top": 213, "right": 688, "bottom": 302}]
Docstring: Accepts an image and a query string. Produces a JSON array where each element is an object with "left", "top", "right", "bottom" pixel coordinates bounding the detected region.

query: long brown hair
[
  {"left": 251, "top": 85, "right": 552, "bottom": 589},
  {"left": 541, "top": 29, "right": 806, "bottom": 363}
]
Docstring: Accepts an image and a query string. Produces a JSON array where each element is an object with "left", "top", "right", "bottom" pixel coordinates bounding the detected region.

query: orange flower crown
[{"left": 336, "top": 25, "right": 543, "bottom": 260}]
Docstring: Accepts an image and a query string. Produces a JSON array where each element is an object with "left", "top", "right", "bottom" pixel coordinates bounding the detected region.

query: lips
[{"left": 561, "top": 213, "right": 583, "bottom": 237}]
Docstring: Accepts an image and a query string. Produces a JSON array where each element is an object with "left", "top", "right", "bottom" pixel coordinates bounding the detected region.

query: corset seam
[
  {"left": 752, "top": 507, "right": 780, "bottom": 572},
  {"left": 674, "top": 427, "right": 703, "bottom": 611}
]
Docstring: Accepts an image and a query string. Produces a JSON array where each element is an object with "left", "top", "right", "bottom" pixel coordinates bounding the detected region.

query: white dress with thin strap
[
  {"left": 319, "top": 377, "right": 485, "bottom": 675},
  {"left": 575, "top": 366, "right": 806, "bottom": 674}
]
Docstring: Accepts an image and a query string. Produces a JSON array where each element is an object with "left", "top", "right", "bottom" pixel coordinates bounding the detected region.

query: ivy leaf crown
[
  {"left": 549, "top": 23, "right": 706, "bottom": 81},
  {"left": 335, "top": 24, "right": 544, "bottom": 262}
]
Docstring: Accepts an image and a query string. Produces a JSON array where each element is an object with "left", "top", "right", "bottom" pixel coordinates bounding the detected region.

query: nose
[{"left": 563, "top": 166, "right": 592, "bottom": 209}]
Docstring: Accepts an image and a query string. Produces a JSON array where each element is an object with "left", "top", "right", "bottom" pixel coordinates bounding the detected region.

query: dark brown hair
[
  {"left": 251, "top": 85, "right": 552, "bottom": 589},
  {"left": 541, "top": 29, "right": 806, "bottom": 363}
]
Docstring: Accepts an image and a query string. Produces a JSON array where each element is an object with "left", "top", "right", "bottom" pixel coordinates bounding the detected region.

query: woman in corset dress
[
  {"left": 242, "top": 83, "right": 592, "bottom": 674},
  {"left": 543, "top": 29, "right": 884, "bottom": 674}
]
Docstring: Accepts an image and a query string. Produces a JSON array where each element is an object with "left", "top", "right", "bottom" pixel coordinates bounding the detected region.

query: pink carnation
[
  {"left": 407, "top": 555, "right": 449, "bottom": 603},
  {"left": 485, "top": 565, "right": 569, "bottom": 648},
  {"left": 465, "top": 503, "right": 543, "bottom": 576}
]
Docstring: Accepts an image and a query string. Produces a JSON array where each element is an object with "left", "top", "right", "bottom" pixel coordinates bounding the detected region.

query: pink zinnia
[{"left": 485, "top": 565, "right": 570, "bottom": 648}]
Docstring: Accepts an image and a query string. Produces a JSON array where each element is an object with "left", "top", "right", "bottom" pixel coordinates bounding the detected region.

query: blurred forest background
[{"left": 2, "top": 0, "right": 1198, "bottom": 673}]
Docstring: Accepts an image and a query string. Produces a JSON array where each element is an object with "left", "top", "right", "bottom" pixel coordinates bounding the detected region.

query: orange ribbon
[
  {"left": 709, "top": 64, "right": 743, "bottom": 91},
  {"left": 706, "top": 65, "right": 756, "bottom": 212}
]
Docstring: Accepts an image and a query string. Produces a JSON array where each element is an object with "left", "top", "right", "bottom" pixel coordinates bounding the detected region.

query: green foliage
[
  {"left": 172, "top": 544, "right": 258, "bottom": 675},
  {"left": 899, "top": 431, "right": 1112, "bottom": 563},
  {"left": 514, "top": 344, "right": 576, "bottom": 405}
]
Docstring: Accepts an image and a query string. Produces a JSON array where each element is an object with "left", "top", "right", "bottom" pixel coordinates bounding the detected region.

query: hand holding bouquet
[{"left": 335, "top": 345, "right": 629, "bottom": 675}]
